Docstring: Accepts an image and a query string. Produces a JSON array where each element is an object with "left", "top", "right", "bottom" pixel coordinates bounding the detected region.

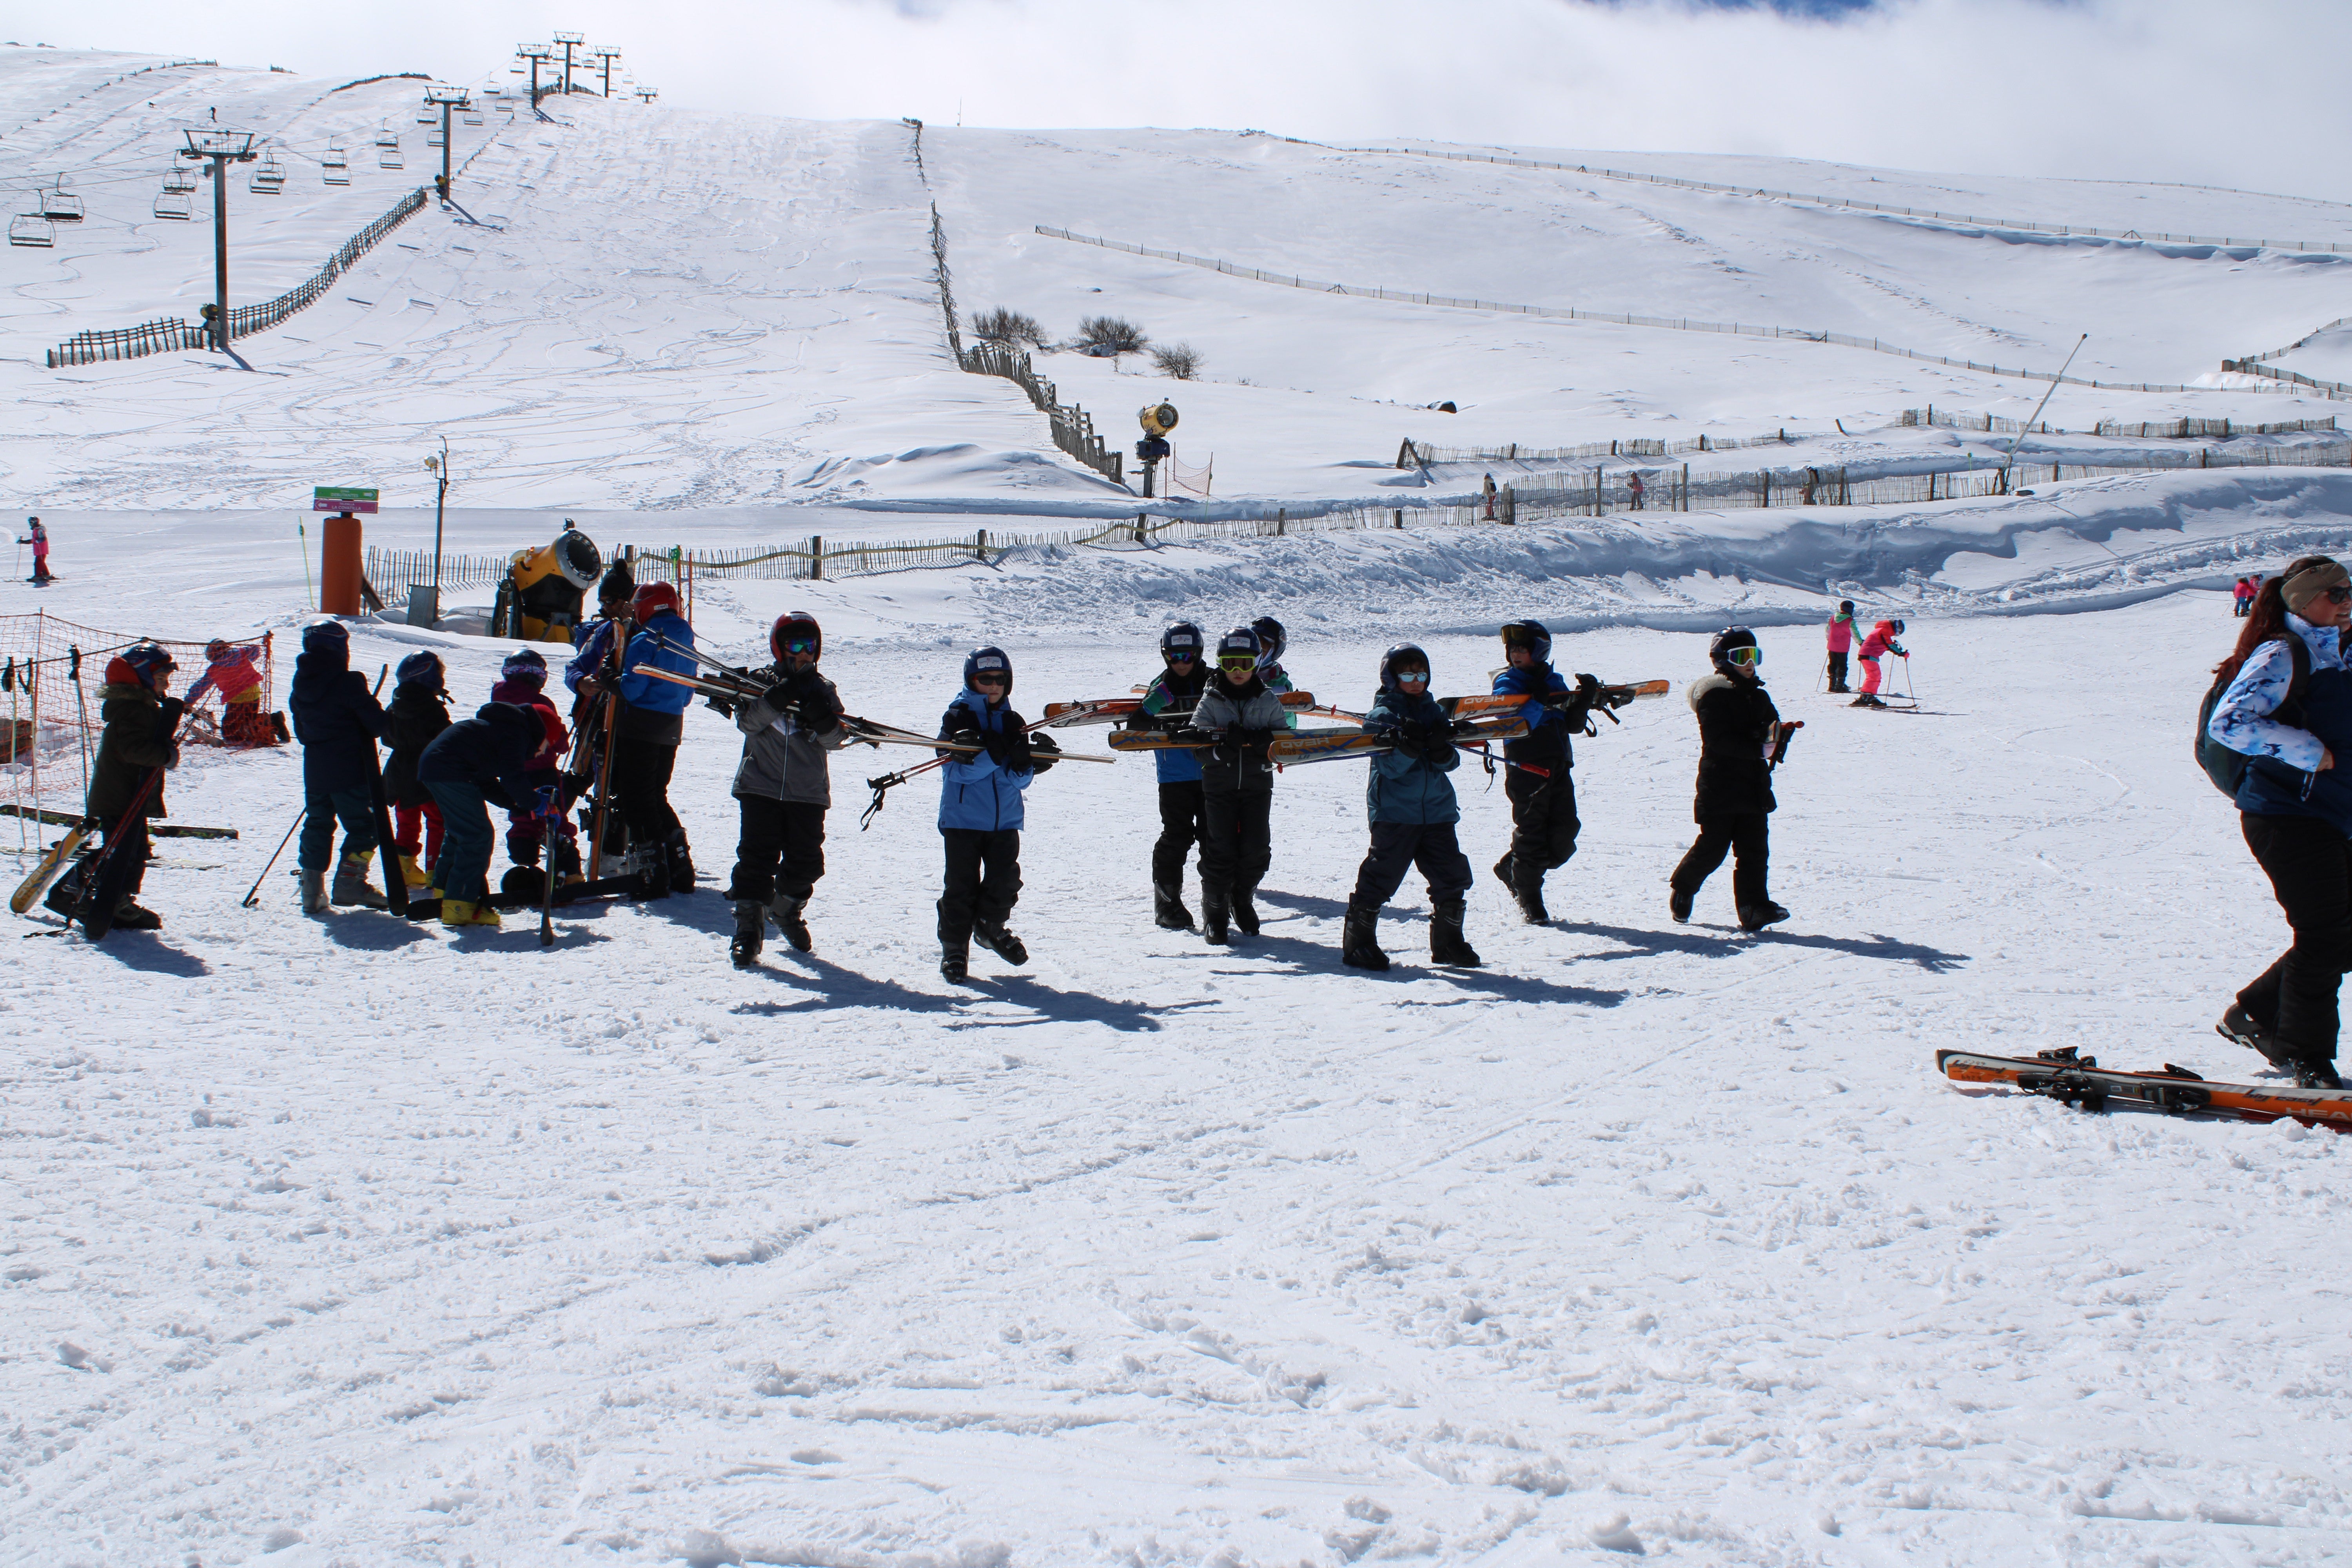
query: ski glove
[
  {"left": 532, "top": 783, "right": 563, "bottom": 819},
  {"left": 157, "top": 696, "right": 187, "bottom": 726},
  {"left": 1028, "top": 732, "right": 1062, "bottom": 774}
]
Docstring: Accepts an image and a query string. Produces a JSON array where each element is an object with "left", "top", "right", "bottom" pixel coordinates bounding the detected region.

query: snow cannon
[
  {"left": 1135, "top": 404, "right": 1178, "bottom": 499},
  {"left": 1138, "top": 403, "right": 1178, "bottom": 438},
  {"left": 491, "top": 524, "right": 603, "bottom": 643}
]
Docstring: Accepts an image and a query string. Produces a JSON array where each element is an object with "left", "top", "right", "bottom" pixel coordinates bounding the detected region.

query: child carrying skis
[
  {"left": 58, "top": 643, "right": 182, "bottom": 936},
  {"left": 1341, "top": 643, "right": 1481, "bottom": 971},
  {"left": 1191, "top": 625, "right": 1290, "bottom": 944},
  {"left": 1135, "top": 621, "right": 1209, "bottom": 930},
  {"left": 1851, "top": 618, "right": 1907, "bottom": 709},
  {"left": 385, "top": 651, "right": 451, "bottom": 891},
  {"left": 721, "top": 610, "right": 851, "bottom": 967},
  {"left": 935, "top": 646, "right": 1059, "bottom": 981}
]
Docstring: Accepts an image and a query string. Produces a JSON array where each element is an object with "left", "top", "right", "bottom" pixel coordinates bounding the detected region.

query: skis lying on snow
[
  {"left": 1938, "top": 1047, "right": 2352, "bottom": 1131},
  {"left": 1042, "top": 691, "right": 1323, "bottom": 727}
]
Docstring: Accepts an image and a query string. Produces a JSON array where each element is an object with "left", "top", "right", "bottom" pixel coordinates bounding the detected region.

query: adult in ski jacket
[
  {"left": 1490, "top": 619, "right": 1597, "bottom": 923},
  {"left": 934, "top": 646, "right": 1058, "bottom": 981},
  {"left": 1189, "top": 626, "right": 1291, "bottom": 944},
  {"left": 602, "top": 583, "right": 697, "bottom": 895},
  {"left": 1341, "top": 645, "right": 1479, "bottom": 971},
  {"left": 1852, "top": 619, "right": 1905, "bottom": 706},
  {"left": 722, "top": 611, "right": 852, "bottom": 965},
  {"left": 2205, "top": 557, "right": 2352, "bottom": 1087},
  {"left": 384, "top": 651, "right": 451, "bottom": 891},
  {"left": 1824, "top": 601, "right": 1858, "bottom": 691},
  {"left": 287, "top": 620, "right": 392, "bottom": 912},
  {"left": 418, "top": 701, "right": 551, "bottom": 924},
  {"left": 1135, "top": 621, "right": 1210, "bottom": 928},
  {"left": 74, "top": 643, "right": 182, "bottom": 933},
  {"left": 1670, "top": 628, "right": 1791, "bottom": 932}
]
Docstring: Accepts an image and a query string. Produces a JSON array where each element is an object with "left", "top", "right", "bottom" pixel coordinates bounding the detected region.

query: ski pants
[
  {"left": 394, "top": 800, "right": 444, "bottom": 866},
  {"left": 88, "top": 813, "right": 151, "bottom": 916},
  {"left": 608, "top": 740, "right": 682, "bottom": 851},
  {"left": 1672, "top": 810, "right": 1770, "bottom": 910},
  {"left": 2238, "top": 813, "right": 2352, "bottom": 1063},
  {"left": 938, "top": 827, "right": 1021, "bottom": 947},
  {"left": 1198, "top": 789, "right": 1271, "bottom": 900},
  {"left": 298, "top": 783, "right": 378, "bottom": 873},
  {"left": 1826, "top": 651, "right": 1849, "bottom": 689},
  {"left": 1501, "top": 766, "right": 1579, "bottom": 891},
  {"left": 1153, "top": 780, "right": 1204, "bottom": 887},
  {"left": 423, "top": 780, "right": 497, "bottom": 904},
  {"left": 1352, "top": 820, "right": 1474, "bottom": 910},
  {"left": 505, "top": 769, "right": 577, "bottom": 864},
  {"left": 730, "top": 797, "right": 827, "bottom": 903},
  {"left": 1858, "top": 656, "right": 1884, "bottom": 697}
]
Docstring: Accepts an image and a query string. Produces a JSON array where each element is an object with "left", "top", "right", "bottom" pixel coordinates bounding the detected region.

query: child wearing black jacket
[
  {"left": 1670, "top": 628, "right": 1798, "bottom": 932},
  {"left": 384, "top": 651, "right": 452, "bottom": 891}
]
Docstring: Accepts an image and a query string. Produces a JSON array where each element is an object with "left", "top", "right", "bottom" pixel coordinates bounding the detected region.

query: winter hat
[
  {"left": 2281, "top": 557, "right": 2350, "bottom": 618},
  {"left": 1837, "top": 600, "right": 1855, "bottom": 615},
  {"left": 396, "top": 651, "right": 446, "bottom": 691},
  {"left": 598, "top": 559, "right": 637, "bottom": 607},
  {"left": 963, "top": 646, "right": 1013, "bottom": 691},
  {"left": 301, "top": 619, "right": 350, "bottom": 655},
  {"left": 116, "top": 642, "right": 178, "bottom": 691},
  {"left": 501, "top": 648, "right": 549, "bottom": 685}
]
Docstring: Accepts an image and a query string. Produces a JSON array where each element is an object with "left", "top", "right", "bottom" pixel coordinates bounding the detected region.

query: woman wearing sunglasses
[
  {"left": 1190, "top": 625, "right": 1292, "bottom": 944},
  {"left": 2206, "top": 557, "right": 2352, "bottom": 1089},
  {"left": 1669, "top": 627, "right": 1793, "bottom": 932}
]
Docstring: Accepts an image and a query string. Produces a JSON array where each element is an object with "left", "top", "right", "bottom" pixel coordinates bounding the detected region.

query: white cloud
[{"left": 17, "top": 0, "right": 2352, "bottom": 199}]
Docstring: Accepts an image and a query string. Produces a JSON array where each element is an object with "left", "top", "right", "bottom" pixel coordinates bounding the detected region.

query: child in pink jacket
[
  {"left": 1824, "top": 600, "right": 1858, "bottom": 692},
  {"left": 1852, "top": 619, "right": 1906, "bottom": 708}
]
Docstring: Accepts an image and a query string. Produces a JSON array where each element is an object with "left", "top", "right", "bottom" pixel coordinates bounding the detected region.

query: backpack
[{"left": 2197, "top": 635, "right": 2309, "bottom": 798}]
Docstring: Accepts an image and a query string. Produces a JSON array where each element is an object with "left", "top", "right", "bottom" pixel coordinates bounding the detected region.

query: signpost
[{"left": 312, "top": 486, "right": 378, "bottom": 514}]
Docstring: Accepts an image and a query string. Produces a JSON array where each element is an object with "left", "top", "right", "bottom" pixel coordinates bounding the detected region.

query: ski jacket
[
  {"left": 1362, "top": 688, "right": 1462, "bottom": 825},
  {"left": 490, "top": 678, "right": 568, "bottom": 772},
  {"left": 1260, "top": 662, "right": 1297, "bottom": 697},
  {"left": 936, "top": 688, "right": 1033, "bottom": 832},
  {"left": 1687, "top": 671, "right": 1781, "bottom": 821},
  {"left": 288, "top": 646, "right": 389, "bottom": 791},
  {"left": 1492, "top": 662, "right": 1579, "bottom": 766},
  {"left": 86, "top": 681, "right": 179, "bottom": 820},
  {"left": 731, "top": 661, "right": 849, "bottom": 807},
  {"left": 614, "top": 610, "right": 695, "bottom": 746},
  {"left": 1138, "top": 663, "right": 1209, "bottom": 784},
  {"left": 417, "top": 702, "right": 546, "bottom": 811},
  {"left": 1858, "top": 622, "right": 1905, "bottom": 661},
  {"left": 2233, "top": 666, "right": 2352, "bottom": 831},
  {"left": 1825, "top": 613, "right": 1857, "bottom": 653},
  {"left": 1193, "top": 675, "right": 1289, "bottom": 795},
  {"left": 23, "top": 523, "right": 46, "bottom": 558},
  {"left": 383, "top": 682, "right": 452, "bottom": 808},
  {"left": 563, "top": 615, "right": 624, "bottom": 695},
  {"left": 186, "top": 645, "right": 263, "bottom": 706},
  {"left": 2210, "top": 615, "right": 2345, "bottom": 777}
]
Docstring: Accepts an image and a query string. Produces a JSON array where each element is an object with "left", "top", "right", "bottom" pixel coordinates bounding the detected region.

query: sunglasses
[
  {"left": 971, "top": 671, "right": 1007, "bottom": 685},
  {"left": 2325, "top": 587, "right": 2352, "bottom": 606},
  {"left": 1725, "top": 645, "right": 1761, "bottom": 666},
  {"left": 781, "top": 638, "right": 818, "bottom": 655}
]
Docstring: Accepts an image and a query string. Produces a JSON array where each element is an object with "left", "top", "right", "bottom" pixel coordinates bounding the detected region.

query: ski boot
[
  {"left": 1153, "top": 882, "right": 1195, "bottom": 931},
  {"left": 439, "top": 898, "right": 501, "bottom": 930},
  {"left": 768, "top": 891, "right": 813, "bottom": 953},
  {"left": 1231, "top": 883, "right": 1261, "bottom": 936},
  {"left": 940, "top": 938, "right": 970, "bottom": 984},
  {"left": 1490, "top": 852, "right": 1516, "bottom": 895},
  {"left": 1738, "top": 901, "right": 1791, "bottom": 932},
  {"left": 976, "top": 920, "right": 1029, "bottom": 966},
  {"left": 1669, "top": 887, "right": 1694, "bottom": 924},
  {"left": 299, "top": 868, "right": 330, "bottom": 914},
  {"left": 663, "top": 830, "right": 695, "bottom": 894},
  {"left": 2297, "top": 1060, "right": 2346, "bottom": 1091},
  {"left": 731, "top": 900, "right": 764, "bottom": 968},
  {"left": 1430, "top": 897, "right": 1482, "bottom": 967},
  {"left": 397, "top": 852, "right": 430, "bottom": 890},
  {"left": 1508, "top": 873, "right": 1548, "bottom": 924},
  {"left": 1341, "top": 900, "right": 1389, "bottom": 971},
  {"left": 2217, "top": 1004, "right": 2294, "bottom": 1067},
  {"left": 109, "top": 897, "right": 163, "bottom": 931},
  {"left": 1201, "top": 887, "right": 1231, "bottom": 946},
  {"left": 554, "top": 837, "right": 585, "bottom": 887},
  {"left": 332, "top": 851, "right": 389, "bottom": 909},
  {"left": 1849, "top": 694, "right": 1886, "bottom": 710}
]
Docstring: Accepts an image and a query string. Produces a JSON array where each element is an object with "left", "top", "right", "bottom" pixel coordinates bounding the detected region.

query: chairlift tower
[
  {"left": 517, "top": 43, "right": 554, "bottom": 105},
  {"left": 424, "top": 85, "right": 470, "bottom": 194},
  {"left": 634, "top": 87, "right": 657, "bottom": 106},
  {"left": 552, "top": 30, "right": 584, "bottom": 96},
  {"left": 180, "top": 128, "right": 258, "bottom": 352},
  {"left": 586, "top": 46, "right": 621, "bottom": 97}
]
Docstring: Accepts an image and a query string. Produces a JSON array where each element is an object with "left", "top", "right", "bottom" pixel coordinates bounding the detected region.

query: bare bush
[
  {"left": 969, "top": 307, "right": 1048, "bottom": 348},
  {"left": 1074, "top": 314, "right": 1149, "bottom": 356},
  {"left": 1149, "top": 342, "right": 1202, "bottom": 379}
]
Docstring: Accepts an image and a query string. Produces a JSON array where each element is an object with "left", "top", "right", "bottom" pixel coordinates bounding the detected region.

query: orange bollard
[{"left": 319, "top": 511, "right": 362, "bottom": 616}]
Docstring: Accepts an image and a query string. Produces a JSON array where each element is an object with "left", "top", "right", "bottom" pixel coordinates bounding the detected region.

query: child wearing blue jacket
[
  {"left": 1342, "top": 644, "right": 1481, "bottom": 972},
  {"left": 607, "top": 581, "right": 698, "bottom": 896},
  {"left": 935, "top": 646, "right": 1060, "bottom": 982}
]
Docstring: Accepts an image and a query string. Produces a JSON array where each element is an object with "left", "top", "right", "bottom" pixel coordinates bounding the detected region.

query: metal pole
[
  {"left": 1999, "top": 334, "right": 2087, "bottom": 490},
  {"left": 431, "top": 438, "right": 448, "bottom": 613},
  {"left": 441, "top": 101, "right": 453, "bottom": 192},
  {"left": 211, "top": 153, "right": 229, "bottom": 351}
]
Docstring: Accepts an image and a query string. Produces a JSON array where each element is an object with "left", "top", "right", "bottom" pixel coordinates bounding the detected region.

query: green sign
[{"left": 313, "top": 486, "right": 379, "bottom": 514}]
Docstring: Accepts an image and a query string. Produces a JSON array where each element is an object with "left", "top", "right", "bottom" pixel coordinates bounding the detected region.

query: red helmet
[
  {"left": 631, "top": 582, "right": 681, "bottom": 620},
  {"left": 770, "top": 610, "right": 821, "bottom": 662}
]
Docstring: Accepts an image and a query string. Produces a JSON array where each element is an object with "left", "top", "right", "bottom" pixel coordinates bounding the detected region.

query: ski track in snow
[{"left": 7, "top": 588, "right": 2352, "bottom": 1566}]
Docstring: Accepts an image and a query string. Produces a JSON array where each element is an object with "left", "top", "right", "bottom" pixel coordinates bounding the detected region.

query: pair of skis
[{"left": 1940, "top": 1047, "right": 2352, "bottom": 1132}]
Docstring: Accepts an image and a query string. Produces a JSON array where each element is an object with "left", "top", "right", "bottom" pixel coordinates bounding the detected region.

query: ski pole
[
  {"left": 69, "top": 647, "right": 89, "bottom": 797},
  {"left": 242, "top": 809, "right": 305, "bottom": 907}
]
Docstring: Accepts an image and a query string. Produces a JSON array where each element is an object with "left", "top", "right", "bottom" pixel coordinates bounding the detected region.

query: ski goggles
[
  {"left": 780, "top": 636, "right": 818, "bottom": 655},
  {"left": 1501, "top": 625, "right": 1543, "bottom": 648},
  {"left": 1166, "top": 649, "right": 1199, "bottom": 663},
  {"left": 1724, "top": 645, "right": 1762, "bottom": 666},
  {"left": 1218, "top": 653, "right": 1258, "bottom": 672},
  {"left": 1392, "top": 668, "right": 1431, "bottom": 685}
]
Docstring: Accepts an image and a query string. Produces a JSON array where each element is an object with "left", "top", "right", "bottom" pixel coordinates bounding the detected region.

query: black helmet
[
  {"left": 1708, "top": 626, "right": 1762, "bottom": 677},
  {"left": 1501, "top": 619, "right": 1552, "bottom": 663},
  {"left": 1379, "top": 642, "right": 1432, "bottom": 691},
  {"left": 963, "top": 645, "right": 1012, "bottom": 693},
  {"left": 1249, "top": 615, "right": 1286, "bottom": 666},
  {"left": 1160, "top": 621, "right": 1204, "bottom": 662},
  {"left": 1215, "top": 626, "right": 1263, "bottom": 673},
  {"left": 1888, "top": 619, "right": 1906, "bottom": 636}
]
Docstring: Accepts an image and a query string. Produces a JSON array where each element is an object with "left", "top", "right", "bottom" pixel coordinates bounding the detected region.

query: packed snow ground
[{"left": 7, "top": 503, "right": 2352, "bottom": 1566}]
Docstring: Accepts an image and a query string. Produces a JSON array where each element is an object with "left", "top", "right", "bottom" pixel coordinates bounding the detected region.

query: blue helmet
[
  {"left": 396, "top": 650, "right": 446, "bottom": 691},
  {"left": 1249, "top": 615, "right": 1286, "bottom": 667},
  {"left": 1378, "top": 642, "right": 1432, "bottom": 691},
  {"left": 963, "top": 645, "right": 1013, "bottom": 693},
  {"left": 1160, "top": 621, "right": 1204, "bottom": 662},
  {"left": 119, "top": 642, "right": 178, "bottom": 691},
  {"left": 1501, "top": 619, "right": 1552, "bottom": 664}
]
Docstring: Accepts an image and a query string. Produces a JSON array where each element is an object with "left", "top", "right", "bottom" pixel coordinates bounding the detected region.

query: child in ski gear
[
  {"left": 1490, "top": 619, "right": 1598, "bottom": 924},
  {"left": 385, "top": 650, "right": 451, "bottom": 891},
  {"left": 1250, "top": 615, "right": 1296, "bottom": 696},
  {"left": 1852, "top": 619, "right": 1906, "bottom": 708},
  {"left": 1824, "top": 601, "right": 1858, "bottom": 691},
  {"left": 287, "top": 620, "right": 392, "bottom": 913},
  {"left": 1190, "top": 626, "right": 1289, "bottom": 944},
  {"left": 562, "top": 560, "right": 637, "bottom": 703},
  {"left": 185, "top": 639, "right": 281, "bottom": 746},
  {"left": 2206, "top": 558, "right": 2352, "bottom": 1089},
  {"left": 1670, "top": 627, "right": 1795, "bottom": 932},
  {"left": 490, "top": 648, "right": 578, "bottom": 886},
  {"left": 1134, "top": 621, "right": 1210, "bottom": 930},
  {"left": 720, "top": 611, "right": 851, "bottom": 966},
  {"left": 19, "top": 517, "right": 49, "bottom": 584},
  {"left": 69, "top": 643, "right": 181, "bottom": 935},
  {"left": 418, "top": 701, "right": 551, "bottom": 929},
  {"left": 2234, "top": 577, "right": 2256, "bottom": 618},
  {"left": 935, "top": 646, "right": 1059, "bottom": 980},
  {"left": 1343, "top": 644, "right": 1481, "bottom": 971},
  {"left": 608, "top": 581, "right": 698, "bottom": 896}
]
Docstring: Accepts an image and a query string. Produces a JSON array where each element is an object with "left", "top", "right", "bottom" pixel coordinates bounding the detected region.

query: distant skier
[
  {"left": 417, "top": 701, "right": 554, "bottom": 931},
  {"left": 718, "top": 611, "right": 850, "bottom": 967},
  {"left": 489, "top": 647, "right": 578, "bottom": 892},
  {"left": 1134, "top": 621, "right": 1209, "bottom": 930},
  {"left": 935, "top": 646, "right": 1059, "bottom": 981},
  {"left": 1342, "top": 643, "right": 1481, "bottom": 971},
  {"left": 287, "top": 621, "right": 392, "bottom": 913},
  {"left": 185, "top": 637, "right": 283, "bottom": 746},
  {"left": 1191, "top": 626, "right": 1289, "bottom": 945},
  {"left": 1669, "top": 627, "right": 1796, "bottom": 932},
  {"left": 385, "top": 651, "right": 452, "bottom": 892},
  {"left": 1489, "top": 619, "right": 1599, "bottom": 923},
  {"left": 2233, "top": 577, "right": 2255, "bottom": 618},
  {"left": 19, "top": 517, "right": 49, "bottom": 585},
  {"left": 1824, "top": 601, "right": 1858, "bottom": 692},
  {"left": 2206, "top": 557, "right": 2352, "bottom": 1089},
  {"left": 1851, "top": 618, "right": 1906, "bottom": 709}
]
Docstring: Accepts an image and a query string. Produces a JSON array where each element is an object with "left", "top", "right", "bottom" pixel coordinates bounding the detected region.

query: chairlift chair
[
  {"left": 40, "top": 187, "right": 83, "bottom": 221},
  {"left": 374, "top": 125, "right": 397, "bottom": 147},
  {"left": 427, "top": 131, "right": 445, "bottom": 147},
  {"left": 322, "top": 143, "right": 347, "bottom": 169},
  {"left": 8, "top": 212, "right": 54, "bottom": 248},
  {"left": 379, "top": 153, "right": 403, "bottom": 170},
  {"left": 415, "top": 111, "right": 435, "bottom": 124},
  {"left": 324, "top": 167, "right": 350, "bottom": 186},
  {"left": 163, "top": 166, "right": 196, "bottom": 193},
  {"left": 153, "top": 189, "right": 192, "bottom": 220},
  {"left": 463, "top": 114, "right": 483, "bottom": 126}
]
